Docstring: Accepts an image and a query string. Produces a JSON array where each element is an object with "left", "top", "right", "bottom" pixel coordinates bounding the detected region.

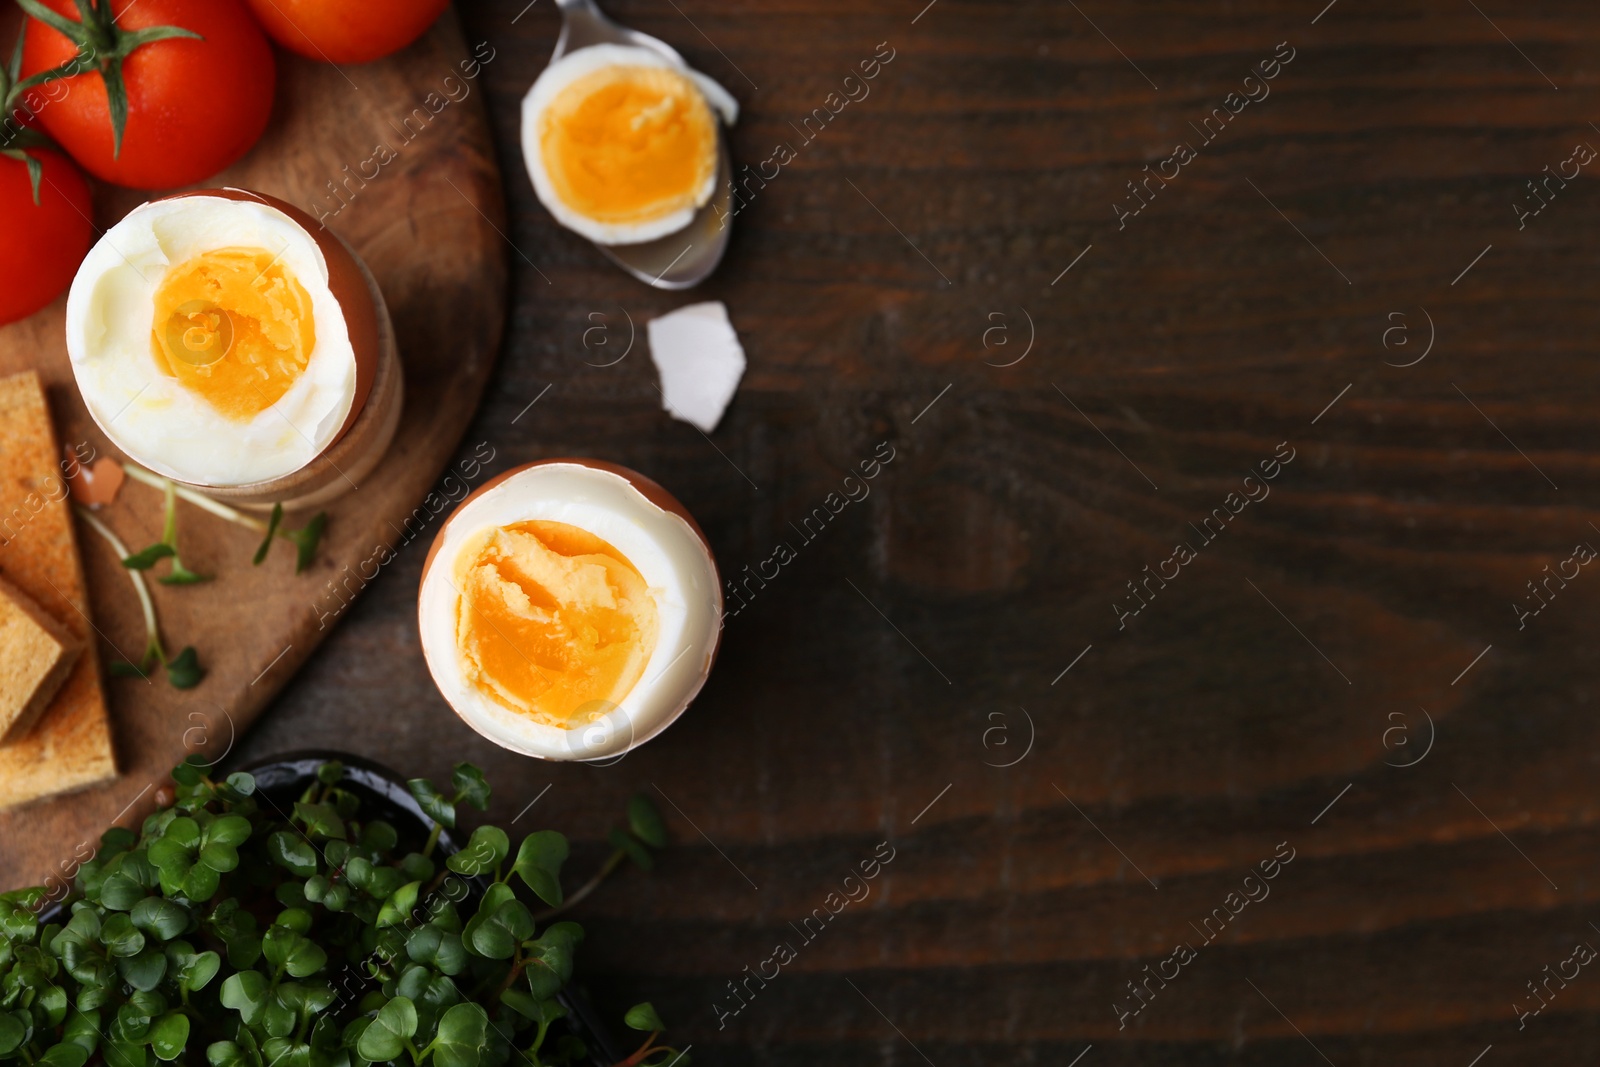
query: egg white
[
  {"left": 419, "top": 462, "right": 722, "bottom": 761},
  {"left": 65, "top": 194, "right": 360, "bottom": 487},
  {"left": 520, "top": 44, "right": 737, "bottom": 246}
]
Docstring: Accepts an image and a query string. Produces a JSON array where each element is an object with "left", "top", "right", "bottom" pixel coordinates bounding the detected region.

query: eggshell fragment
[
  {"left": 64, "top": 453, "right": 124, "bottom": 508},
  {"left": 648, "top": 301, "right": 746, "bottom": 433}
]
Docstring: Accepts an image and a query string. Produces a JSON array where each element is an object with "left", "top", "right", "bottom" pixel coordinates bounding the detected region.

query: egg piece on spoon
[
  {"left": 65, "top": 190, "right": 383, "bottom": 490},
  {"left": 522, "top": 44, "right": 738, "bottom": 245},
  {"left": 419, "top": 460, "right": 722, "bottom": 761}
]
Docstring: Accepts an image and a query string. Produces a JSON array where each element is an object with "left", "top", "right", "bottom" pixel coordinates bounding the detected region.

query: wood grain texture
[
  {"left": 20, "top": 0, "right": 1600, "bottom": 1063},
  {"left": 0, "top": 10, "right": 506, "bottom": 879}
]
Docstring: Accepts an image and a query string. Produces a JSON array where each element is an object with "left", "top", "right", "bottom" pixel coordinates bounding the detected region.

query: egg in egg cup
[
  {"left": 419, "top": 460, "right": 722, "bottom": 761},
  {"left": 66, "top": 189, "right": 402, "bottom": 510}
]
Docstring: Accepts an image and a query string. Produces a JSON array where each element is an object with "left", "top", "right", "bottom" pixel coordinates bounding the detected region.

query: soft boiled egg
[
  {"left": 66, "top": 190, "right": 380, "bottom": 488},
  {"left": 521, "top": 44, "right": 738, "bottom": 245},
  {"left": 419, "top": 460, "right": 722, "bottom": 761}
]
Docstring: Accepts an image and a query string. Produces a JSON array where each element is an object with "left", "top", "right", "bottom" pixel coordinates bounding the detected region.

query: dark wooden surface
[{"left": 231, "top": 1, "right": 1600, "bottom": 1063}]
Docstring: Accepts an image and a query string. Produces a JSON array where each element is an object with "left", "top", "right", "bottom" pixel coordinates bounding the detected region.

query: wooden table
[{"left": 230, "top": 1, "right": 1600, "bottom": 1062}]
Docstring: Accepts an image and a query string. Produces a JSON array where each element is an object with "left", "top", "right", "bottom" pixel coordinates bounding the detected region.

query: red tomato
[
  {"left": 0, "top": 149, "right": 93, "bottom": 325},
  {"left": 242, "top": 0, "right": 449, "bottom": 65},
  {"left": 20, "top": 0, "right": 275, "bottom": 190}
]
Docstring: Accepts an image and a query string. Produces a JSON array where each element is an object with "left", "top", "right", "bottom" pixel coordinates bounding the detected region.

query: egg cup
[
  {"left": 66, "top": 189, "right": 403, "bottom": 512},
  {"left": 418, "top": 459, "right": 722, "bottom": 762}
]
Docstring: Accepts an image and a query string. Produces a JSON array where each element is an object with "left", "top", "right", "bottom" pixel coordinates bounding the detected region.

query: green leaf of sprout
[
  {"left": 40, "top": 1044, "right": 90, "bottom": 1067},
  {"left": 61, "top": 1008, "right": 100, "bottom": 1055},
  {"left": 465, "top": 896, "right": 532, "bottom": 960},
  {"left": 98, "top": 913, "right": 145, "bottom": 957},
  {"left": 446, "top": 826, "right": 509, "bottom": 877},
  {"left": 511, "top": 831, "right": 568, "bottom": 907},
  {"left": 521, "top": 922, "right": 581, "bottom": 1000},
  {"left": 267, "top": 832, "right": 318, "bottom": 877},
  {"left": 164, "top": 646, "right": 203, "bottom": 689},
  {"left": 627, "top": 794, "right": 668, "bottom": 849},
  {"left": 406, "top": 779, "right": 455, "bottom": 829},
  {"left": 356, "top": 997, "right": 416, "bottom": 1062},
  {"left": 261, "top": 925, "right": 327, "bottom": 979},
  {"left": 116, "top": 948, "right": 165, "bottom": 992},
  {"left": 157, "top": 555, "right": 210, "bottom": 585},
  {"left": 147, "top": 1013, "right": 188, "bottom": 1061},
  {"left": 129, "top": 898, "right": 187, "bottom": 940},
  {"left": 205, "top": 814, "right": 252, "bottom": 849},
  {"left": 450, "top": 764, "right": 490, "bottom": 811},
  {"left": 623, "top": 1002, "right": 665, "bottom": 1032},
  {"left": 404, "top": 925, "right": 467, "bottom": 976},
  {"left": 219, "top": 971, "right": 269, "bottom": 1026},
  {"left": 359, "top": 819, "right": 397, "bottom": 853},
  {"left": 375, "top": 881, "right": 420, "bottom": 930},
  {"left": 291, "top": 801, "right": 345, "bottom": 841},
  {"left": 167, "top": 943, "right": 219, "bottom": 992},
  {"left": 122, "top": 543, "right": 174, "bottom": 570},
  {"left": 496, "top": 989, "right": 558, "bottom": 1024},
  {"left": 428, "top": 1003, "right": 489, "bottom": 1067},
  {"left": 608, "top": 827, "right": 654, "bottom": 872},
  {"left": 0, "top": 1012, "right": 27, "bottom": 1055},
  {"left": 281, "top": 512, "right": 326, "bottom": 574},
  {"left": 253, "top": 503, "right": 283, "bottom": 565}
]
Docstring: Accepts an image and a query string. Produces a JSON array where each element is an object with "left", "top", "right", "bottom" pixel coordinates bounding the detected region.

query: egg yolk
[
  {"left": 455, "top": 520, "right": 659, "bottom": 728},
  {"left": 150, "top": 247, "right": 316, "bottom": 421},
  {"left": 539, "top": 64, "right": 717, "bottom": 225}
]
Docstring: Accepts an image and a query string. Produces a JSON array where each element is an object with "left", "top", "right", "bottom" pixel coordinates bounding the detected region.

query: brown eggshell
[
  {"left": 63, "top": 450, "right": 124, "bottom": 507},
  {"left": 148, "top": 188, "right": 380, "bottom": 445},
  {"left": 418, "top": 458, "right": 723, "bottom": 758}
]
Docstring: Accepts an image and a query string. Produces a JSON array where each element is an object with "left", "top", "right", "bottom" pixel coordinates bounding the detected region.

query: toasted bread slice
[
  {"left": 0, "top": 574, "right": 83, "bottom": 742},
  {"left": 0, "top": 371, "right": 116, "bottom": 807}
]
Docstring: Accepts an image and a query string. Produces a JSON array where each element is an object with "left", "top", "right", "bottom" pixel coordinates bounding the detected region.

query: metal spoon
[{"left": 548, "top": 0, "right": 734, "bottom": 290}]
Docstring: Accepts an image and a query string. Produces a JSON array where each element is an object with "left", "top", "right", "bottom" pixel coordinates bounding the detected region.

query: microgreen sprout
[
  {"left": 74, "top": 504, "right": 204, "bottom": 688},
  {"left": 616, "top": 1003, "right": 687, "bottom": 1067},
  {"left": 534, "top": 794, "right": 667, "bottom": 922},
  {"left": 122, "top": 476, "right": 212, "bottom": 585},
  {"left": 122, "top": 463, "right": 326, "bottom": 573},
  {"left": 0, "top": 757, "right": 680, "bottom": 1067}
]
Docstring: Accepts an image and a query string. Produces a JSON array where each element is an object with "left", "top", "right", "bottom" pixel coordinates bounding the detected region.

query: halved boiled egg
[
  {"left": 419, "top": 460, "right": 722, "bottom": 761},
  {"left": 65, "top": 190, "right": 381, "bottom": 488},
  {"left": 521, "top": 44, "right": 738, "bottom": 245}
]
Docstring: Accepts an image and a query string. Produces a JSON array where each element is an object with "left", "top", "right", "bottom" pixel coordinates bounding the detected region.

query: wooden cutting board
[{"left": 0, "top": 6, "right": 507, "bottom": 887}]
